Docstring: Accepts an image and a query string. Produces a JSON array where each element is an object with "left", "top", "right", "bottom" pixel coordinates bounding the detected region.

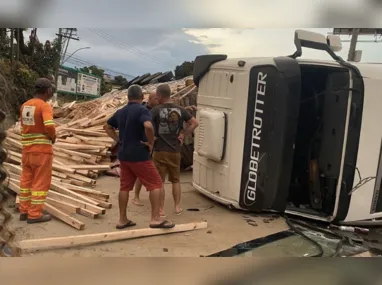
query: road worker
[{"left": 19, "top": 78, "right": 56, "bottom": 224}]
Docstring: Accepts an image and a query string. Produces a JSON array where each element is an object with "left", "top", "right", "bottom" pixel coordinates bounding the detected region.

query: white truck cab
[{"left": 192, "top": 29, "right": 382, "bottom": 226}]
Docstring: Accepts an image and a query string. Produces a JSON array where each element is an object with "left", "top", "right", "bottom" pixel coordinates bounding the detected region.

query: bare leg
[
  {"left": 132, "top": 179, "right": 144, "bottom": 206},
  {"left": 159, "top": 185, "right": 166, "bottom": 217},
  {"left": 117, "top": 191, "right": 130, "bottom": 226},
  {"left": 172, "top": 182, "right": 182, "bottom": 214},
  {"left": 149, "top": 188, "right": 163, "bottom": 224}
]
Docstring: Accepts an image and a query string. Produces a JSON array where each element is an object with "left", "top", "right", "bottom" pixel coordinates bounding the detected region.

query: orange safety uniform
[{"left": 19, "top": 98, "right": 56, "bottom": 219}]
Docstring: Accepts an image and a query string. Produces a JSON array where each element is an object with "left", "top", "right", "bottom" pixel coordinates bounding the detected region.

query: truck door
[{"left": 239, "top": 57, "right": 302, "bottom": 212}]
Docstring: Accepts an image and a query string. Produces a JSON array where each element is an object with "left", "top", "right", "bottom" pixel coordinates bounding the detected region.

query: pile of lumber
[
  {"left": 3, "top": 117, "right": 115, "bottom": 230},
  {"left": 4, "top": 165, "right": 111, "bottom": 230},
  {"left": 5, "top": 123, "right": 113, "bottom": 186},
  {"left": 55, "top": 77, "right": 193, "bottom": 121}
]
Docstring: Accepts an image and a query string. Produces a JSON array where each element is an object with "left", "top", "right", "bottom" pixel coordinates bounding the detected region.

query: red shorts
[{"left": 120, "top": 160, "right": 162, "bottom": 192}]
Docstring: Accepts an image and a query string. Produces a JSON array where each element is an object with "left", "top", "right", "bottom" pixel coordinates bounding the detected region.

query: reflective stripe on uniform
[
  {"left": 22, "top": 133, "right": 49, "bottom": 139},
  {"left": 31, "top": 200, "right": 46, "bottom": 205},
  {"left": 31, "top": 191, "right": 48, "bottom": 197},
  {"left": 19, "top": 196, "right": 31, "bottom": 201},
  {"left": 19, "top": 188, "right": 30, "bottom": 194},
  {"left": 21, "top": 139, "right": 52, "bottom": 147},
  {"left": 43, "top": 120, "right": 55, "bottom": 126}
]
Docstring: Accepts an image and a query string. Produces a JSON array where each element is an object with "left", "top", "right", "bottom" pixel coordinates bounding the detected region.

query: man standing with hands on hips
[
  {"left": 104, "top": 84, "right": 175, "bottom": 229},
  {"left": 151, "top": 83, "right": 199, "bottom": 217},
  {"left": 132, "top": 90, "right": 159, "bottom": 206}
]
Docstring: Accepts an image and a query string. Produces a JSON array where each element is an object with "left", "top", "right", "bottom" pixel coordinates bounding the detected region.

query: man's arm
[
  {"left": 41, "top": 103, "right": 56, "bottom": 143},
  {"left": 140, "top": 108, "right": 155, "bottom": 152},
  {"left": 182, "top": 108, "right": 199, "bottom": 135},
  {"left": 103, "top": 113, "right": 119, "bottom": 143},
  {"left": 143, "top": 121, "right": 155, "bottom": 148}
]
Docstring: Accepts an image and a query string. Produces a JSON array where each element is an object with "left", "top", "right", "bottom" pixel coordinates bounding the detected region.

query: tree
[
  {"left": 79, "top": 65, "right": 112, "bottom": 95},
  {"left": 174, "top": 61, "right": 194, "bottom": 79},
  {"left": 0, "top": 28, "right": 60, "bottom": 118},
  {"left": 113, "top": 75, "right": 128, "bottom": 86}
]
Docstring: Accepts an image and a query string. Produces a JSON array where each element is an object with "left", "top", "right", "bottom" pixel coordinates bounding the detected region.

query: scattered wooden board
[
  {"left": 19, "top": 221, "right": 208, "bottom": 251},
  {"left": 44, "top": 203, "right": 85, "bottom": 230}
]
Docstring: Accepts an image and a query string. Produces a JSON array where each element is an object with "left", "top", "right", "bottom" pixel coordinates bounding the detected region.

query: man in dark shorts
[
  {"left": 151, "top": 83, "right": 199, "bottom": 216},
  {"left": 104, "top": 84, "right": 174, "bottom": 229},
  {"left": 132, "top": 90, "right": 159, "bottom": 206}
]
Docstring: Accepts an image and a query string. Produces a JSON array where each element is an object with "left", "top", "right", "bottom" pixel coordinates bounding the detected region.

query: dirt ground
[{"left": 9, "top": 172, "right": 289, "bottom": 257}]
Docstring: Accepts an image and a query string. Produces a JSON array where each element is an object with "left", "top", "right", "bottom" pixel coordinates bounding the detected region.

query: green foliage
[
  {"left": 113, "top": 75, "right": 128, "bottom": 86},
  {"left": 174, "top": 61, "right": 194, "bottom": 79},
  {"left": 0, "top": 59, "right": 39, "bottom": 119},
  {"left": 0, "top": 28, "right": 59, "bottom": 118},
  {"left": 27, "top": 38, "right": 61, "bottom": 78},
  {"left": 79, "top": 65, "right": 112, "bottom": 95}
]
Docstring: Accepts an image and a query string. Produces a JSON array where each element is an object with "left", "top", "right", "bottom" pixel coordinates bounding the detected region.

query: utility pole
[
  {"left": 347, "top": 28, "right": 360, "bottom": 61},
  {"left": 54, "top": 28, "right": 80, "bottom": 98},
  {"left": 16, "top": 28, "right": 20, "bottom": 62},
  {"left": 10, "top": 28, "right": 14, "bottom": 66},
  {"left": 54, "top": 28, "right": 63, "bottom": 86}
]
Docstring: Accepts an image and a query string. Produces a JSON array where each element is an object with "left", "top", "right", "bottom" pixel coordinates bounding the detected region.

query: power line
[
  {"left": 64, "top": 54, "right": 136, "bottom": 79},
  {"left": 89, "top": 28, "right": 163, "bottom": 64},
  {"left": 87, "top": 28, "right": 164, "bottom": 65}
]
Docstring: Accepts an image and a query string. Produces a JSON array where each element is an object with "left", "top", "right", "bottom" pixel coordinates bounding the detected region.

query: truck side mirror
[
  {"left": 289, "top": 29, "right": 344, "bottom": 63},
  {"left": 327, "top": 35, "right": 342, "bottom": 52}
]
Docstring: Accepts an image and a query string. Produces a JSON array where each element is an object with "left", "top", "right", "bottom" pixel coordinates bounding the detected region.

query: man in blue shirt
[
  {"left": 104, "top": 85, "right": 175, "bottom": 229},
  {"left": 132, "top": 90, "right": 159, "bottom": 207}
]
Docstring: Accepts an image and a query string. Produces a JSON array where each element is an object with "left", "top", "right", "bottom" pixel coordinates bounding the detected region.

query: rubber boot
[
  {"left": 27, "top": 214, "right": 52, "bottom": 224},
  {"left": 19, "top": 213, "right": 28, "bottom": 221}
]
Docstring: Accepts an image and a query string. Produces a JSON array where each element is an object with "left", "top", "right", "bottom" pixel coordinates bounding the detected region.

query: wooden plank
[
  {"left": 66, "top": 173, "right": 95, "bottom": 184},
  {"left": 7, "top": 150, "right": 21, "bottom": 158},
  {"left": 52, "top": 164, "right": 76, "bottom": 174},
  {"left": 77, "top": 208, "right": 100, "bottom": 219},
  {"left": 47, "top": 191, "right": 105, "bottom": 214},
  {"left": 7, "top": 172, "right": 21, "bottom": 180},
  {"left": 51, "top": 176, "right": 63, "bottom": 183},
  {"left": 68, "top": 180, "right": 89, "bottom": 187},
  {"left": 61, "top": 183, "right": 109, "bottom": 199},
  {"left": 50, "top": 182, "right": 100, "bottom": 206},
  {"left": 46, "top": 197, "right": 79, "bottom": 214},
  {"left": 6, "top": 154, "right": 21, "bottom": 164},
  {"left": 19, "top": 222, "right": 208, "bottom": 251},
  {"left": 5, "top": 137, "right": 22, "bottom": 149},
  {"left": 52, "top": 170, "right": 68, "bottom": 179},
  {"left": 88, "top": 197, "right": 112, "bottom": 209},
  {"left": 67, "top": 117, "right": 89, "bottom": 127},
  {"left": 15, "top": 195, "right": 20, "bottom": 208},
  {"left": 3, "top": 162, "right": 22, "bottom": 175},
  {"left": 62, "top": 128, "right": 107, "bottom": 137},
  {"left": 65, "top": 165, "right": 111, "bottom": 171},
  {"left": 44, "top": 203, "right": 85, "bottom": 230},
  {"left": 6, "top": 181, "right": 20, "bottom": 195},
  {"left": 54, "top": 142, "right": 103, "bottom": 150},
  {"left": 54, "top": 148, "right": 92, "bottom": 159},
  {"left": 6, "top": 131, "right": 22, "bottom": 141}
]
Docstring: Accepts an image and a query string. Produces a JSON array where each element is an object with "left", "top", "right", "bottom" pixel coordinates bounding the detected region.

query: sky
[
  {"left": 5, "top": 0, "right": 380, "bottom": 79},
  {"left": 33, "top": 28, "right": 382, "bottom": 80}
]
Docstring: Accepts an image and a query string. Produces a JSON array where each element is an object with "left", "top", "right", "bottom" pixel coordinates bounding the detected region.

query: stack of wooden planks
[
  {"left": 5, "top": 119, "right": 114, "bottom": 187},
  {"left": 3, "top": 113, "right": 115, "bottom": 230},
  {"left": 4, "top": 165, "right": 111, "bottom": 230}
]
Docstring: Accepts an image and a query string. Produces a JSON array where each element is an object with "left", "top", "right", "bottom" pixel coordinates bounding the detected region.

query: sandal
[
  {"left": 149, "top": 220, "right": 175, "bottom": 229},
  {"left": 116, "top": 220, "right": 137, "bottom": 229}
]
